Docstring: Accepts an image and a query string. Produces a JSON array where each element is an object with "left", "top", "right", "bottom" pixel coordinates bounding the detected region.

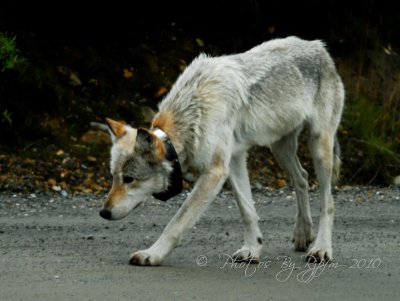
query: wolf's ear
[
  {"left": 135, "top": 128, "right": 165, "bottom": 162},
  {"left": 105, "top": 118, "right": 126, "bottom": 143}
]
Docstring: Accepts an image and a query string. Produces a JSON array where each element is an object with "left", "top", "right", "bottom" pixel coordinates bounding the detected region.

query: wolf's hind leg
[
  {"left": 271, "top": 129, "right": 315, "bottom": 252},
  {"left": 306, "top": 131, "right": 336, "bottom": 262}
]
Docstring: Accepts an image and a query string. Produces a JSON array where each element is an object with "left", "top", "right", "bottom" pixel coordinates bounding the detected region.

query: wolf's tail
[{"left": 332, "top": 135, "right": 341, "bottom": 185}]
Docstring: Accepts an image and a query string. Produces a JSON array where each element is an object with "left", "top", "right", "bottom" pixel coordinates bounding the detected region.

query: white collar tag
[{"left": 153, "top": 128, "right": 167, "bottom": 140}]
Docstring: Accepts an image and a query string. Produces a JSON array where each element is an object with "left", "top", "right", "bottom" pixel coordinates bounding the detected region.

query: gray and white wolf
[{"left": 100, "top": 36, "right": 344, "bottom": 266}]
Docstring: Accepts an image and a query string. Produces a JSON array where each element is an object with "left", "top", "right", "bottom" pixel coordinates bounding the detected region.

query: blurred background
[{"left": 0, "top": 0, "right": 399, "bottom": 194}]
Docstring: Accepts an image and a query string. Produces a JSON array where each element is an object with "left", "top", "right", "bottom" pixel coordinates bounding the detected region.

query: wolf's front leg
[
  {"left": 229, "top": 153, "right": 263, "bottom": 263},
  {"left": 130, "top": 160, "right": 229, "bottom": 266}
]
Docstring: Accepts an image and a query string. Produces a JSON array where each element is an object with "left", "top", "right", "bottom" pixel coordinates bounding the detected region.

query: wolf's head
[{"left": 99, "top": 118, "right": 181, "bottom": 220}]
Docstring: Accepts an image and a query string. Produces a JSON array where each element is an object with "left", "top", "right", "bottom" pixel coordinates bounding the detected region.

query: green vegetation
[
  {"left": 0, "top": 33, "right": 28, "bottom": 127},
  {"left": 1, "top": 109, "right": 12, "bottom": 126},
  {"left": 0, "top": 33, "right": 26, "bottom": 72},
  {"left": 339, "top": 37, "right": 400, "bottom": 183},
  {"left": 344, "top": 98, "right": 400, "bottom": 182}
]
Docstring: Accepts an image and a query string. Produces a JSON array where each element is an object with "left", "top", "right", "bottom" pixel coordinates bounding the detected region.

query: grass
[
  {"left": 0, "top": 33, "right": 28, "bottom": 128},
  {"left": 339, "top": 54, "right": 400, "bottom": 184},
  {"left": 1, "top": 109, "right": 12, "bottom": 126},
  {"left": 0, "top": 33, "right": 27, "bottom": 72}
]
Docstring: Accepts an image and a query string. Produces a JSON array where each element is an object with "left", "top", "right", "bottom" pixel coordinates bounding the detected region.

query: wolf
[{"left": 100, "top": 36, "right": 344, "bottom": 266}]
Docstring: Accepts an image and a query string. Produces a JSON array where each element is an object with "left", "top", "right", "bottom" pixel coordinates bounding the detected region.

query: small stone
[
  {"left": 52, "top": 185, "right": 61, "bottom": 192},
  {"left": 254, "top": 181, "right": 263, "bottom": 190},
  {"left": 85, "top": 234, "right": 94, "bottom": 240},
  {"left": 394, "top": 175, "right": 400, "bottom": 186}
]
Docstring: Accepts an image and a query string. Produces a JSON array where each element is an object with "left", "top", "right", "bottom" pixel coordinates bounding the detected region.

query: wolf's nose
[{"left": 99, "top": 208, "right": 112, "bottom": 220}]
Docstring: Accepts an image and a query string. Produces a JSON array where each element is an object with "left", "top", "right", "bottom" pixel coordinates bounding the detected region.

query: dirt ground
[{"left": 0, "top": 186, "right": 399, "bottom": 301}]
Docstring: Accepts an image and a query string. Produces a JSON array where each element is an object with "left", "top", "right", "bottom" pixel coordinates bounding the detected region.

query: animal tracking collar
[{"left": 151, "top": 128, "right": 183, "bottom": 201}]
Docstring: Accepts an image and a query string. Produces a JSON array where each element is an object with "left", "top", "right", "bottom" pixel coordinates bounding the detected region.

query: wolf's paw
[
  {"left": 129, "top": 250, "right": 163, "bottom": 266},
  {"left": 306, "top": 244, "right": 332, "bottom": 263},
  {"left": 232, "top": 246, "right": 261, "bottom": 263},
  {"left": 293, "top": 221, "right": 315, "bottom": 252}
]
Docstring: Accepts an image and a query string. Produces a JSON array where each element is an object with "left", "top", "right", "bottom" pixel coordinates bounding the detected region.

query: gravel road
[{"left": 1, "top": 186, "right": 399, "bottom": 301}]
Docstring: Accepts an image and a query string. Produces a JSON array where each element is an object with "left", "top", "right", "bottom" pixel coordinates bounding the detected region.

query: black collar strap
[{"left": 151, "top": 128, "right": 183, "bottom": 201}]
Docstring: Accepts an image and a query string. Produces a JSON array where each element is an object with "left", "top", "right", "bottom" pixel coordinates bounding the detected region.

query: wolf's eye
[{"left": 123, "top": 176, "right": 134, "bottom": 184}]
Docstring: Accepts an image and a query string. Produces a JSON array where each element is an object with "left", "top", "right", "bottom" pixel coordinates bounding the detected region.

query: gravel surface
[{"left": 0, "top": 186, "right": 399, "bottom": 301}]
